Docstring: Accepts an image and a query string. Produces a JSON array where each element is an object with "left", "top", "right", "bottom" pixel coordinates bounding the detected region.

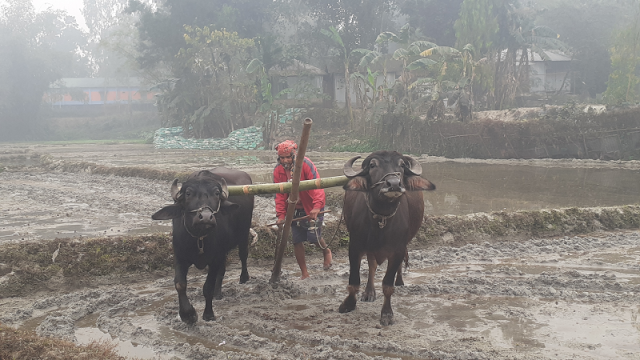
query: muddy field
[{"left": 1, "top": 143, "right": 640, "bottom": 360}]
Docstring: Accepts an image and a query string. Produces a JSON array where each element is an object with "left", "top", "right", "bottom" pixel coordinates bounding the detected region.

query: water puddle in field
[
  {"left": 301, "top": 162, "right": 640, "bottom": 216},
  {"left": 394, "top": 254, "right": 640, "bottom": 356},
  {"left": 75, "top": 327, "right": 165, "bottom": 359}
]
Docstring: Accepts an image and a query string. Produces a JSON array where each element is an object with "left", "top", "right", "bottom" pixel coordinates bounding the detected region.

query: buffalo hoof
[
  {"left": 380, "top": 313, "right": 394, "bottom": 326},
  {"left": 361, "top": 291, "right": 376, "bottom": 302},
  {"left": 203, "top": 311, "right": 216, "bottom": 321},
  {"left": 240, "top": 271, "right": 249, "bottom": 284},
  {"left": 339, "top": 297, "right": 357, "bottom": 313},
  {"left": 180, "top": 307, "right": 198, "bottom": 324},
  {"left": 394, "top": 279, "right": 404, "bottom": 286}
]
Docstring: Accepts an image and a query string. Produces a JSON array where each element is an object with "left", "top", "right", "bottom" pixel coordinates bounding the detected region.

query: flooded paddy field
[{"left": 1, "top": 143, "right": 640, "bottom": 359}]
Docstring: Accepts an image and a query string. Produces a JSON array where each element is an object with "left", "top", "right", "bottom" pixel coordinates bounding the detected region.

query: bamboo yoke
[{"left": 226, "top": 176, "right": 349, "bottom": 196}]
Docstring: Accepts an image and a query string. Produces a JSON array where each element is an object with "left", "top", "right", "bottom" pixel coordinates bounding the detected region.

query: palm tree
[{"left": 493, "top": 2, "right": 570, "bottom": 109}]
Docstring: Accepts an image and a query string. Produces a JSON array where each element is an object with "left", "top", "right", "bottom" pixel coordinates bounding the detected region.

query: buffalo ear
[
  {"left": 220, "top": 200, "right": 240, "bottom": 214},
  {"left": 152, "top": 204, "right": 183, "bottom": 220},
  {"left": 343, "top": 176, "right": 368, "bottom": 191},
  {"left": 405, "top": 176, "right": 436, "bottom": 191}
]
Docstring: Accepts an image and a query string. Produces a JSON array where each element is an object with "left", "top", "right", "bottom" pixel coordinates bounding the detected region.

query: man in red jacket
[{"left": 274, "top": 140, "right": 332, "bottom": 279}]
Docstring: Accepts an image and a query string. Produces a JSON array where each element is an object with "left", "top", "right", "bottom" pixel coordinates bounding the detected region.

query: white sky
[{"left": 32, "top": 0, "right": 87, "bottom": 30}]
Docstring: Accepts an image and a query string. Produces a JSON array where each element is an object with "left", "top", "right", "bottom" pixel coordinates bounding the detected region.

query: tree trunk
[{"left": 345, "top": 62, "right": 354, "bottom": 129}]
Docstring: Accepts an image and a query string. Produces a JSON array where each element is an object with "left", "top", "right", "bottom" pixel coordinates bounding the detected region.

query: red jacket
[{"left": 273, "top": 157, "right": 325, "bottom": 220}]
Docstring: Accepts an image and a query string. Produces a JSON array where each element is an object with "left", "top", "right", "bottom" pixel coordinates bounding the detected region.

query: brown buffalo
[{"left": 339, "top": 151, "right": 435, "bottom": 325}]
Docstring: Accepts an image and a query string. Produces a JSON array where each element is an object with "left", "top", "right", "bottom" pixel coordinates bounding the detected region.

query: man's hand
[
  {"left": 276, "top": 217, "right": 285, "bottom": 228},
  {"left": 309, "top": 208, "right": 321, "bottom": 220}
]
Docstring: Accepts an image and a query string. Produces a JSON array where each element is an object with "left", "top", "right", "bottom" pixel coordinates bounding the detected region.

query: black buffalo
[
  {"left": 152, "top": 168, "right": 254, "bottom": 323},
  {"left": 339, "top": 151, "right": 435, "bottom": 325}
]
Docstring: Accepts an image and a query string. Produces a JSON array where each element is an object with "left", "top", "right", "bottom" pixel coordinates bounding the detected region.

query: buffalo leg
[
  {"left": 380, "top": 252, "right": 404, "bottom": 326},
  {"left": 175, "top": 261, "right": 197, "bottom": 324},
  {"left": 238, "top": 238, "right": 250, "bottom": 284},
  {"left": 339, "top": 251, "right": 363, "bottom": 313},
  {"left": 203, "top": 262, "right": 224, "bottom": 321},
  {"left": 361, "top": 253, "right": 377, "bottom": 302},
  {"left": 212, "top": 261, "right": 226, "bottom": 301},
  {"left": 395, "top": 250, "right": 408, "bottom": 286}
]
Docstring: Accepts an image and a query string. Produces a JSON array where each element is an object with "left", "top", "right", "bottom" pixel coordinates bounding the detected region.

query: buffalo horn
[
  {"left": 405, "top": 157, "right": 423, "bottom": 176},
  {"left": 343, "top": 156, "right": 365, "bottom": 177},
  {"left": 171, "top": 179, "right": 180, "bottom": 201},
  {"left": 220, "top": 178, "right": 229, "bottom": 200}
]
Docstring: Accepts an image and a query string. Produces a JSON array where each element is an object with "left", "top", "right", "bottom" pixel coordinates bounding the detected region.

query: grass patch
[
  {"left": 0, "top": 323, "right": 128, "bottom": 360},
  {"left": 416, "top": 205, "right": 640, "bottom": 244},
  {"left": 0, "top": 235, "right": 173, "bottom": 297}
]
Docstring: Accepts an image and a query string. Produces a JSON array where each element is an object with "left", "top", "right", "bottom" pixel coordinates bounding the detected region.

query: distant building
[
  {"left": 522, "top": 50, "right": 572, "bottom": 94},
  {"left": 43, "top": 78, "right": 157, "bottom": 109}
]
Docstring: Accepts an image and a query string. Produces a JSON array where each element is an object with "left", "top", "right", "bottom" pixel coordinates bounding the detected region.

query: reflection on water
[
  {"left": 75, "top": 327, "right": 165, "bottom": 360},
  {"left": 420, "top": 162, "right": 640, "bottom": 216},
  {"left": 257, "top": 162, "right": 640, "bottom": 216}
]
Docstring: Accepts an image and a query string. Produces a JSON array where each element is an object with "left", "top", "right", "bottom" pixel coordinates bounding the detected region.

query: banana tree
[
  {"left": 376, "top": 24, "right": 438, "bottom": 110},
  {"left": 246, "top": 57, "right": 292, "bottom": 148},
  {"left": 351, "top": 48, "right": 392, "bottom": 100},
  {"left": 411, "top": 44, "right": 470, "bottom": 120}
]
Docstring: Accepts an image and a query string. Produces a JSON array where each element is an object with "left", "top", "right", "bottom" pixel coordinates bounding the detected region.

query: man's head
[{"left": 275, "top": 140, "right": 297, "bottom": 169}]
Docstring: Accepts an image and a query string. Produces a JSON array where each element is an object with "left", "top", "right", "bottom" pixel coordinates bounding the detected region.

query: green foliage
[
  {"left": 156, "top": 27, "right": 256, "bottom": 138},
  {"left": 454, "top": 0, "right": 498, "bottom": 56},
  {"left": 305, "top": 0, "right": 397, "bottom": 54},
  {"left": 127, "top": 0, "right": 276, "bottom": 68},
  {"left": 400, "top": 0, "right": 464, "bottom": 47},
  {"left": 604, "top": 6, "right": 640, "bottom": 104}
]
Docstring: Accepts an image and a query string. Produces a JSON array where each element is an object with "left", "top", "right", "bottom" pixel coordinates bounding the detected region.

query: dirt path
[{"left": 1, "top": 143, "right": 640, "bottom": 359}]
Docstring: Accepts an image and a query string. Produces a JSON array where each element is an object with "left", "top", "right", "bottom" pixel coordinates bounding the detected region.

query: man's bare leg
[
  {"left": 294, "top": 242, "right": 309, "bottom": 279},
  {"left": 318, "top": 238, "right": 332, "bottom": 270}
]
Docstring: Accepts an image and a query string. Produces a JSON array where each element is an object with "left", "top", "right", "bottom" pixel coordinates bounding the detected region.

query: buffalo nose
[
  {"left": 386, "top": 177, "right": 402, "bottom": 191},
  {"left": 195, "top": 208, "right": 215, "bottom": 225}
]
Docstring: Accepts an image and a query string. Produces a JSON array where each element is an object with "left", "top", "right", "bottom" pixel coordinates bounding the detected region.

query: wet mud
[
  {"left": 1, "top": 232, "right": 640, "bottom": 359},
  {"left": 1, "top": 143, "right": 640, "bottom": 359}
]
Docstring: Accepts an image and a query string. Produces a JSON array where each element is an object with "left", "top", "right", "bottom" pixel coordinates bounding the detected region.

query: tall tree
[
  {"left": 304, "top": 0, "right": 398, "bottom": 54},
  {"left": 538, "top": 0, "right": 634, "bottom": 98},
  {"left": 82, "top": 0, "right": 134, "bottom": 77},
  {"left": 604, "top": 4, "right": 640, "bottom": 104},
  {"left": 127, "top": 0, "right": 275, "bottom": 69},
  {"left": 455, "top": 0, "right": 568, "bottom": 109},
  {"left": 400, "top": 0, "right": 464, "bottom": 46},
  {"left": 0, "top": 0, "right": 86, "bottom": 141},
  {"left": 156, "top": 27, "right": 256, "bottom": 138},
  {"left": 83, "top": 0, "right": 129, "bottom": 43},
  {"left": 454, "top": 0, "right": 499, "bottom": 57}
]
